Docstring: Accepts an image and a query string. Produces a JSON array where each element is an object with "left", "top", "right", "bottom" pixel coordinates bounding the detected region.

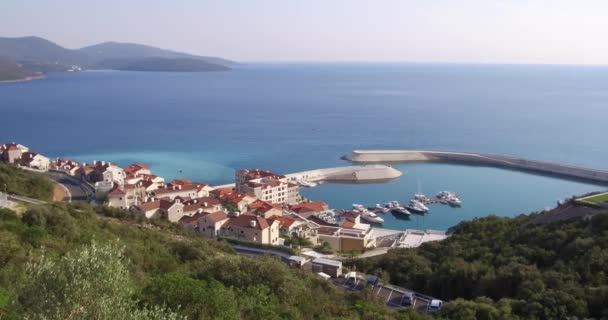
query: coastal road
[{"left": 42, "top": 171, "right": 94, "bottom": 202}]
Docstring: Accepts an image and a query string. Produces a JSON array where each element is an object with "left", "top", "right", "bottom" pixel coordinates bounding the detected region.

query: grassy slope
[{"left": 0, "top": 164, "right": 53, "bottom": 200}]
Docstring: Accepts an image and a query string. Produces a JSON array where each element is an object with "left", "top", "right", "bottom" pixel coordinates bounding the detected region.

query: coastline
[{"left": 0, "top": 75, "right": 44, "bottom": 84}]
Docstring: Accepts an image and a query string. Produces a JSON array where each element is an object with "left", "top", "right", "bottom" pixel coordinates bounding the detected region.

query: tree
[{"left": 16, "top": 241, "right": 183, "bottom": 320}]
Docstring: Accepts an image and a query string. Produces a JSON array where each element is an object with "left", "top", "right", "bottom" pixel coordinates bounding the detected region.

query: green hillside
[
  {"left": 0, "top": 202, "right": 423, "bottom": 320},
  {"left": 355, "top": 211, "right": 608, "bottom": 319}
]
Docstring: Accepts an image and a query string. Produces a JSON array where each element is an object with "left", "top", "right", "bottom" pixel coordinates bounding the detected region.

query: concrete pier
[
  {"left": 210, "top": 165, "right": 403, "bottom": 190},
  {"left": 347, "top": 150, "right": 608, "bottom": 184},
  {"left": 285, "top": 165, "right": 402, "bottom": 183}
]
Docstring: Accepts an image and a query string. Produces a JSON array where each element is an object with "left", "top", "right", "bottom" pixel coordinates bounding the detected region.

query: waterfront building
[
  {"left": 235, "top": 169, "right": 277, "bottom": 186},
  {"left": 238, "top": 178, "right": 299, "bottom": 205},
  {"left": 314, "top": 212, "right": 376, "bottom": 252},
  {"left": 235, "top": 169, "right": 301, "bottom": 205},
  {"left": 288, "top": 201, "right": 329, "bottom": 218}
]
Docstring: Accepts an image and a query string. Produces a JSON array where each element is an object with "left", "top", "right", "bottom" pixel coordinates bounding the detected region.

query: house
[
  {"left": 246, "top": 199, "right": 283, "bottom": 218},
  {"left": 77, "top": 161, "right": 125, "bottom": 186},
  {"left": 2, "top": 146, "right": 23, "bottom": 164},
  {"left": 288, "top": 201, "right": 329, "bottom": 218},
  {"left": 139, "top": 174, "right": 165, "bottom": 184},
  {"left": 223, "top": 192, "right": 257, "bottom": 213},
  {"left": 131, "top": 198, "right": 185, "bottom": 221},
  {"left": 198, "top": 211, "right": 229, "bottom": 239},
  {"left": 107, "top": 182, "right": 146, "bottom": 209},
  {"left": 139, "top": 180, "right": 162, "bottom": 193},
  {"left": 169, "top": 179, "right": 212, "bottom": 197},
  {"left": 220, "top": 214, "right": 280, "bottom": 245},
  {"left": 179, "top": 212, "right": 204, "bottom": 231},
  {"left": 182, "top": 197, "right": 224, "bottom": 215},
  {"left": 123, "top": 163, "right": 151, "bottom": 177},
  {"left": 152, "top": 184, "right": 198, "bottom": 200},
  {"left": 209, "top": 187, "right": 235, "bottom": 199},
  {"left": 316, "top": 224, "right": 376, "bottom": 253},
  {"left": 267, "top": 215, "right": 297, "bottom": 233},
  {"left": 0, "top": 143, "right": 27, "bottom": 164},
  {"left": 20, "top": 152, "right": 50, "bottom": 171},
  {"left": 50, "top": 159, "right": 80, "bottom": 175},
  {"left": 312, "top": 258, "right": 342, "bottom": 277}
]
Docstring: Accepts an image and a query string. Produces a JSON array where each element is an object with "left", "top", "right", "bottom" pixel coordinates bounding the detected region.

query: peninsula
[{"left": 0, "top": 36, "right": 235, "bottom": 81}]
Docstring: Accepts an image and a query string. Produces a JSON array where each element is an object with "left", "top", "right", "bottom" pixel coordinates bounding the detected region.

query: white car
[{"left": 429, "top": 299, "right": 443, "bottom": 312}]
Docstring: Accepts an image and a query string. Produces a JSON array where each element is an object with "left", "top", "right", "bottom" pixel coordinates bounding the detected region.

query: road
[{"left": 42, "top": 171, "right": 94, "bottom": 202}]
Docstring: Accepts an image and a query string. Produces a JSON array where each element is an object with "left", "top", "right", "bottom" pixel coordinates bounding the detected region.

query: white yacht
[{"left": 361, "top": 210, "right": 385, "bottom": 224}]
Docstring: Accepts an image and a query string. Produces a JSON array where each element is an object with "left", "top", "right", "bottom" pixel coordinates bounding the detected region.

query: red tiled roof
[
  {"left": 237, "top": 169, "right": 276, "bottom": 181},
  {"left": 289, "top": 201, "right": 327, "bottom": 214},
  {"left": 153, "top": 185, "right": 198, "bottom": 195},
  {"left": 225, "top": 214, "right": 269, "bottom": 230},
  {"left": 124, "top": 163, "right": 151, "bottom": 175},
  {"left": 204, "top": 211, "right": 228, "bottom": 223},
  {"left": 248, "top": 200, "right": 279, "bottom": 214},
  {"left": 139, "top": 174, "right": 160, "bottom": 181},
  {"left": 170, "top": 179, "right": 193, "bottom": 186},
  {"left": 210, "top": 187, "right": 235, "bottom": 198},
  {"left": 267, "top": 215, "right": 295, "bottom": 228},
  {"left": 108, "top": 187, "right": 126, "bottom": 196},
  {"left": 138, "top": 200, "right": 162, "bottom": 211},
  {"left": 179, "top": 212, "right": 204, "bottom": 226}
]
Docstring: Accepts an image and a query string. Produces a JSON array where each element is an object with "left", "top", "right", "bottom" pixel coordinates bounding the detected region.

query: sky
[{"left": 2, "top": 0, "right": 608, "bottom": 64}]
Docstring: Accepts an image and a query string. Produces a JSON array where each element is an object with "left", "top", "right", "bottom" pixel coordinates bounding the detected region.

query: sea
[{"left": 1, "top": 63, "right": 607, "bottom": 230}]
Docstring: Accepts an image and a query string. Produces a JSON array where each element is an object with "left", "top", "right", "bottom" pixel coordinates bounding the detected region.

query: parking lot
[{"left": 332, "top": 276, "right": 436, "bottom": 313}]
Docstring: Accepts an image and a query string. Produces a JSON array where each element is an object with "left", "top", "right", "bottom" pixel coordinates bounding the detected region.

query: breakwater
[{"left": 347, "top": 150, "right": 608, "bottom": 184}]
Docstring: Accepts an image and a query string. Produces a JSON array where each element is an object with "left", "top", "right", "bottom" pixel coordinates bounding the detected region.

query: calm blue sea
[{"left": 1, "top": 64, "right": 607, "bottom": 230}]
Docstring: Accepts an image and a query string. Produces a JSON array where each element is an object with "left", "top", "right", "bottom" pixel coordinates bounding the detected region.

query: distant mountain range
[{"left": 0, "top": 36, "right": 235, "bottom": 81}]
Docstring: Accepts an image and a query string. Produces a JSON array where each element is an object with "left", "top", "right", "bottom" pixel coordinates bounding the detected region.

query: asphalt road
[{"left": 42, "top": 171, "right": 94, "bottom": 202}]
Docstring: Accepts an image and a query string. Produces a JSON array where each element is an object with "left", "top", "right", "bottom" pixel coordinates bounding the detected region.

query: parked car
[
  {"left": 428, "top": 299, "right": 443, "bottom": 312},
  {"left": 401, "top": 292, "right": 415, "bottom": 306}
]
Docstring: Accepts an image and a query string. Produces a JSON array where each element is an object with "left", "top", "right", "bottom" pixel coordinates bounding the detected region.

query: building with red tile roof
[
  {"left": 247, "top": 199, "right": 283, "bottom": 218},
  {"left": 124, "top": 163, "right": 151, "bottom": 176},
  {"left": 220, "top": 214, "right": 280, "bottom": 245}
]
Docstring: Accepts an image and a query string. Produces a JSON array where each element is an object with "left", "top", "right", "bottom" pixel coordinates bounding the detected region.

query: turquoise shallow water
[
  {"left": 1, "top": 64, "right": 607, "bottom": 230},
  {"left": 301, "top": 163, "right": 606, "bottom": 230}
]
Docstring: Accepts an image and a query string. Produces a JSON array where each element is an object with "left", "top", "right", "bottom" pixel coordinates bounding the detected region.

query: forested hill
[
  {"left": 0, "top": 36, "right": 234, "bottom": 78},
  {"left": 356, "top": 207, "right": 608, "bottom": 319}
]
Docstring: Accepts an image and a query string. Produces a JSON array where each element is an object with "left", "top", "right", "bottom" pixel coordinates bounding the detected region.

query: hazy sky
[{"left": 2, "top": 0, "right": 608, "bottom": 64}]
